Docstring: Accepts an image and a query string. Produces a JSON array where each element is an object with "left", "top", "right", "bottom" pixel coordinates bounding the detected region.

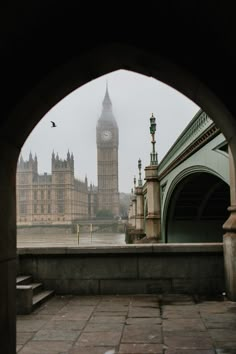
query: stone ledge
[{"left": 17, "top": 243, "right": 223, "bottom": 255}]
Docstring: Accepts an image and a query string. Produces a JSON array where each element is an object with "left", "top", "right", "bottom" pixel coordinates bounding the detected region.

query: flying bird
[{"left": 51, "top": 121, "right": 56, "bottom": 127}]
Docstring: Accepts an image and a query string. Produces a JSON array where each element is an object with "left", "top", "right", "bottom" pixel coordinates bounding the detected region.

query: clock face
[{"left": 101, "top": 130, "right": 112, "bottom": 141}]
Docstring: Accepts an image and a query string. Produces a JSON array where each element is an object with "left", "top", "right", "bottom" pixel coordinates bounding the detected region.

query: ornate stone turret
[
  {"left": 17, "top": 152, "right": 38, "bottom": 174},
  {"left": 51, "top": 150, "right": 74, "bottom": 172}
]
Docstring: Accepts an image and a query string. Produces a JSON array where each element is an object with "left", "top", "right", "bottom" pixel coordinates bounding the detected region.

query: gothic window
[
  {"left": 19, "top": 203, "right": 26, "bottom": 214},
  {"left": 57, "top": 189, "right": 64, "bottom": 200},
  {"left": 58, "top": 174, "right": 65, "bottom": 183},
  {"left": 41, "top": 205, "right": 44, "bottom": 214},
  {"left": 58, "top": 203, "right": 64, "bottom": 214},
  {"left": 41, "top": 190, "right": 44, "bottom": 200},
  {"left": 47, "top": 190, "right": 51, "bottom": 200},
  {"left": 19, "top": 190, "right": 26, "bottom": 201},
  {"left": 20, "top": 174, "right": 27, "bottom": 184},
  {"left": 34, "top": 204, "right": 37, "bottom": 214},
  {"left": 34, "top": 191, "right": 37, "bottom": 200},
  {"left": 48, "top": 204, "right": 51, "bottom": 213}
]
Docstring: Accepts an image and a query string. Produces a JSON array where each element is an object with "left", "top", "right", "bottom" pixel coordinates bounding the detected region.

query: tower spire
[{"left": 102, "top": 81, "right": 112, "bottom": 112}]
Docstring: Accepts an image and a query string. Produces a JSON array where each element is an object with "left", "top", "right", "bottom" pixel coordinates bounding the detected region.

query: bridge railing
[{"left": 158, "top": 109, "right": 213, "bottom": 174}]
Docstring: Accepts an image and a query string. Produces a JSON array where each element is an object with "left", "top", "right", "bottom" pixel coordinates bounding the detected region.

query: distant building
[
  {"left": 16, "top": 85, "right": 121, "bottom": 226},
  {"left": 16, "top": 151, "right": 97, "bottom": 226}
]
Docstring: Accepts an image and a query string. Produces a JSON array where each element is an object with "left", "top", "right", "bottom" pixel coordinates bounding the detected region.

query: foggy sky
[{"left": 20, "top": 70, "right": 199, "bottom": 193}]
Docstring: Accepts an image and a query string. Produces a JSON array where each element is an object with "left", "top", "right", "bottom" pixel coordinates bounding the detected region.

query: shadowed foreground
[{"left": 17, "top": 293, "right": 236, "bottom": 353}]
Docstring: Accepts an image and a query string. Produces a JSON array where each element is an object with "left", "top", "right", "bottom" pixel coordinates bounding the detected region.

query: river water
[{"left": 17, "top": 232, "right": 126, "bottom": 248}]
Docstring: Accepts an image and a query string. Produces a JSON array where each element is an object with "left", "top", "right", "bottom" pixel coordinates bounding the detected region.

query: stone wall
[{"left": 17, "top": 244, "right": 224, "bottom": 296}]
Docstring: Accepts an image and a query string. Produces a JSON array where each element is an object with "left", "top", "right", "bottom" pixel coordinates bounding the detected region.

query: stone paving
[{"left": 17, "top": 294, "right": 236, "bottom": 354}]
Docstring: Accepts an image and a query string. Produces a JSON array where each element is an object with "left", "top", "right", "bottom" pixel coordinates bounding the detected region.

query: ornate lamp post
[
  {"left": 138, "top": 158, "right": 142, "bottom": 187},
  {"left": 149, "top": 113, "right": 158, "bottom": 165}
]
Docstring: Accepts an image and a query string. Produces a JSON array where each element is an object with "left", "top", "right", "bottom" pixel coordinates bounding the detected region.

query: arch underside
[{"left": 166, "top": 172, "right": 230, "bottom": 243}]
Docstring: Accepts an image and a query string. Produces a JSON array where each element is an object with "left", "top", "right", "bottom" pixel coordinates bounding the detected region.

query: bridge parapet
[{"left": 158, "top": 110, "right": 213, "bottom": 175}]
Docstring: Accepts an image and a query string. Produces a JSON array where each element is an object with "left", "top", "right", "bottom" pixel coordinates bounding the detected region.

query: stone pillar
[
  {"left": 144, "top": 165, "right": 161, "bottom": 240},
  {"left": 223, "top": 147, "right": 236, "bottom": 300},
  {"left": 131, "top": 195, "right": 137, "bottom": 229},
  {"left": 135, "top": 186, "right": 145, "bottom": 235},
  {"left": 0, "top": 143, "right": 17, "bottom": 353}
]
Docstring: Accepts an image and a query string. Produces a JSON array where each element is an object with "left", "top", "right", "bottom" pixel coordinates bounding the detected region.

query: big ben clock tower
[{"left": 96, "top": 84, "right": 120, "bottom": 216}]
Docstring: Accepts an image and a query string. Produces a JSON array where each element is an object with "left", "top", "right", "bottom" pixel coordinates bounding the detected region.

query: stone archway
[{"left": 1, "top": 4, "right": 236, "bottom": 351}]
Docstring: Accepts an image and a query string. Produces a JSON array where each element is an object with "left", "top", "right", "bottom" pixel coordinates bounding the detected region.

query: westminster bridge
[{"left": 128, "top": 109, "right": 230, "bottom": 244}]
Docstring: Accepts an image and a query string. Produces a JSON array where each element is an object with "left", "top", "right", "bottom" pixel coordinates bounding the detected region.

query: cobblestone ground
[{"left": 17, "top": 294, "right": 236, "bottom": 353}]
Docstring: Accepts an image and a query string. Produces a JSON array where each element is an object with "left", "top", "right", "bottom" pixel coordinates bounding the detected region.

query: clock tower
[{"left": 96, "top": 84, "right": 120, "bottom": 216}]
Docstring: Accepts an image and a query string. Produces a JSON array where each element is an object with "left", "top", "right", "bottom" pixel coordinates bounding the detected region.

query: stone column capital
[
  {"left": 144, "top": 165, "right": 158, "bottom": 181},
  {"left": 223, "top": 205, "right": 236, "bottom": 233},
  {"left": 135, "top": 186, "right": 143, "bottom": 195}
]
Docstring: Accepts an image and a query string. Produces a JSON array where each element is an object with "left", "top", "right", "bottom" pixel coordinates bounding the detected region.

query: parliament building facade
[{"left": 16, "top": 86, "right": 120, "bottom": 226}]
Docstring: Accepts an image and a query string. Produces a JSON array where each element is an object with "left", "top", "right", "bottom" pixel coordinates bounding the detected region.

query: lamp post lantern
[
  {"left": 149, "top": 113, "right": 158, "bottom": 165},
  {"left": 138, "top": 158, "right": 142, "bottom": 186}
]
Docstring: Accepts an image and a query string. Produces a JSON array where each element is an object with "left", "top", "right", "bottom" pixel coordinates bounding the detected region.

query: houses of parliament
[{"left": 16, "top": 86, "right": 120, "bottom": 226}]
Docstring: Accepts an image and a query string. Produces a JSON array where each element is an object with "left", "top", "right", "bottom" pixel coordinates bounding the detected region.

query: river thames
[{"left": 17, "top": 232, "right": 126, "bottom": 248}]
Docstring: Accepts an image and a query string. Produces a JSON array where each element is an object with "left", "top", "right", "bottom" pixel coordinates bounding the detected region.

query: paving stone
[
  {"left": 69, "top": 347, "right": 117, "bottom": 354},
  {"left": 165, "top": 350, "right": 215, "bottom": 354},
  {"left": 76, "top": 331, "right": 122, "bottom": 346},
  {"left": 90, "top": 315, "right": 126, "bottom": 323},
  {"left": 36, "top": 305, "right": 67, "bottom": 315},
  {"left": 163, "top": 305, "right": 197, "bottom": 311},
  {"left": 96, "top": 304, "right": 129, "bottom": 311},
  {"left": 17, "top": 340, "right": 73, "bottom": 353},
  {"left": 84, "top": 322, "right": 124, "bottom": 332},
  {"left": 130, "top": 295, "right": 159, "bottom": 302},
  {"left": 128, "top": 307, "right": 160, "bottom": 318},
  {"left": 17, "top": 332, "right": 35, "bottom": 345},
  {"left": 216, "top": 349, "right": 236, "bottom": 353},
  {"left": 164, "top": 331, "right": 210, "bottom": 338},
  {"left": 130, "top": 302, "right": 159, "bottom": 308},
  {"left": 203, "top": 315, "right": 236, "bottom": 329},
  {"left": 118, "top": 343, "right": 163, "bottom": 353},
  {"left": 163, "top": 318, "right": 206, "bottom": 331},
  {"left": 197, "top": 303, "right": 229, "bottom": 314},
  {"left": 162, "top": 310, "right": 200, "bottom": 319},
  {"left": 18, "top": 314, "right": 54, "bottom": 321},
  {"left": 122, "top": 325, "right": 162, "bottom": 343},
  {"left": 52, "top": 311, "right": 92, "bottom": 320},
  {"left": 215, "top": 342, "right": 236, "bottom": 350},
  {"left": 58, "top": 305, "right": 95, "bottom": 313},
  {"left": 46, "top": 295, "right": 69, "bottom": 305},
  {"left": 94, "top": 311, "right": 127, "bottom": 316},
  {"left": 126, "top": 317, "right": 162, "bottom": 325},
  {"left": 160, "top": 294, "right": 194, "bottom": 303},
  {"left": 68, "top": 297, "right": 101, "bottom": 306},
  {"left": 16, "top": 344, "right": 23, "bottom": 353},
  {"left": 208, "top": 329, "right": 236, "bottom": 341},
  {"left": 101, "top": 295, "right": 132, "bottom": 301},
  {"left": 44, "top": 319, "right": 87, "bottom": 330},
  {"left": 17, "top": 319, "right": 47, "bottom": 332},
  {"left": 32, "top": 329, "right": 80, "bottom": 341},
  {"left": 164, "top": 335, "right": 214, "bottom": 349}
]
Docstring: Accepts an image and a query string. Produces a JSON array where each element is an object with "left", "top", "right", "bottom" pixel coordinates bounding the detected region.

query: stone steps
[{"left": 16, "top": 274, "right": 54, "bottom": 314}]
